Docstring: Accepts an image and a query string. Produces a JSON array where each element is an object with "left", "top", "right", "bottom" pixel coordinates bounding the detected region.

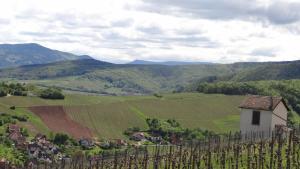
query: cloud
[
  {"left": 111, "top": 18, "right": 134, "bottom": 27},
  {"left": 0, "top": 18, "right": 9, "bottom": 25},
  {"left": 250, "top": 48, "right": 278, "bottom": 57},
  {"left": 139, "top": 0, "right": 300, "bottom": 25},
  {"left": 137, "top": 25, "right": 163, "bottom": 35},
  {"left": 0, "top": 0, "right": 299, "bottom": 63}
]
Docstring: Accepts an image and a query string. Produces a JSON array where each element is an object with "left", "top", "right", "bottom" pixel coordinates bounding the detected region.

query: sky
[{"left": 0, "top": 0, "right": 300, "bottom": 63}]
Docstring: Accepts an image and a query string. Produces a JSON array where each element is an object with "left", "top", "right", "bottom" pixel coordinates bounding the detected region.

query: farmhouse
[{"left": 239, "top": 95, "right": 289, "bottom": 135}]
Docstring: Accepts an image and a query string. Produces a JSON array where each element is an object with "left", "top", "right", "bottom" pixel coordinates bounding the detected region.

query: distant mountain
[
  {"left": 129, "top": 60, "right": 212, "bottom": 65},
  {"left": 0, "top": 43, "right": 92, "bottom": 68}
]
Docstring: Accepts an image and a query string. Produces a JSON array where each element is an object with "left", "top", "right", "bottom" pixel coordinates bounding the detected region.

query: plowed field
[{"left": 29, "top": 106, "right": 93, "bottom": 139}]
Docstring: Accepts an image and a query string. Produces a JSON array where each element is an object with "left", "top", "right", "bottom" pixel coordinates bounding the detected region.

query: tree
[
  {"left": 0, "top": 88, "right": 7, "bottom": 97},
  {"left": 53, "top": 133, "right": 69, "bottom": 145},
  {"left": 20, "top": 128, "right": 29, "bottom": 137},
  {"left": 40, "top": 87, "right": 65, "bottom": 99},
  {"left": 146, "top": 118, "right": 161, "bottom": 131}
]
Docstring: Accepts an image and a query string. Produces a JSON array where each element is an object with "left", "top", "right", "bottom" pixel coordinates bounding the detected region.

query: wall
[
  {"left": 271, "top": 102, "right": 288, "bottom": 128},
  {"left": 240, "top": 108, "right": 273, "bottom": 136}
]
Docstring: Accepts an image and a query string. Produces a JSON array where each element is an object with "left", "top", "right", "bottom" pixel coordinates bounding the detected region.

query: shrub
[
  {"left": 53, "top": 133, "right": 70, "bottom": 145},
  {"left": 40, "top": 87, "right": 65, "bottom": 100},
  {"left": 124, "top": 127, "right": 141, "bottom": 136},
  {"left": 12, "top": 115, "right": 28, "bottom": 122},
  {"left": 153, "top": 93, "right": 163, "bottom": 98},
  {"left": 0, "top": 88, "right": 7, "bottom": 97},
  {"left": 20, "top": 128, "right": 29, "bottom": 137}
]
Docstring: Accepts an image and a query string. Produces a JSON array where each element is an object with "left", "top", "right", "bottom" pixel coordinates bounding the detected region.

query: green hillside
[
  {"left": 1, "top": 59, "right": 300, "bottom": 95},
  {"left": 0, "top": 59, "right": 236, "bottom": 94},
  {"left": 0, "top": 93, "right": 244, "bottom": 139}
]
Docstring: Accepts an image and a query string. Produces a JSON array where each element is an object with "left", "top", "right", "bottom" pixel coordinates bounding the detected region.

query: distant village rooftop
[{"left": 239, "top": 95, "right": 290, "bottom": 111}]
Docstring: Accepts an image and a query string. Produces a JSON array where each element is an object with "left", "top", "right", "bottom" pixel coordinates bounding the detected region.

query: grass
[
  {"left": 64, "top": 93, "right": 244, "bottom": 138},
  {"left": 0, "top": 93, "right": 247, "bottom": 139}
]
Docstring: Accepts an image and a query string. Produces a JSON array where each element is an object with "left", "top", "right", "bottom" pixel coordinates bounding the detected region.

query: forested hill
[
  {"left": 1, "top": 58, "right": 300, "bottom": 95},
  {"left": 229, "top": 60, "right": 300, "bottom": 81},
  {"left": 193, "top": 60, "right": 300, "bottom": 83},
  {"left": 0, "top": 43, "right": 91, "bottom": 68}
]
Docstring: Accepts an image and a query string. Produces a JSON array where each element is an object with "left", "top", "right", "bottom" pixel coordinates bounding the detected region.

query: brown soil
[{"left": 29, "top": 106, "right": 93, "bottom": 139}]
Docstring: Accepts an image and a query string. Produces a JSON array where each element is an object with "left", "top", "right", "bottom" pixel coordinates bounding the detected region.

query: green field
[{"left": 0, "top": 93, "right": 244, "bottom": 139}]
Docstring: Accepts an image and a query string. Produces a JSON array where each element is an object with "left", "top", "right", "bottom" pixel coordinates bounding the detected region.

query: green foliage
[
  {"left": 11, "top": 115, "right": 28, "bottom": 122},
  {"left": 0, "top": 114, "right": 16, "bottom": 126},
  {"left": 53, "top": 133, "right": 70, "bottom": 145},
  {"left": 0, "top": 88, "right": 7, "bottom": 97},
  {"left": 20, "top": 128, "right": 29, "bottom": 137},
  {"left": 124, "top": 127, "right": 141, "bottom": 136},
  {"left": 0, "top": 142, "right": 27, "bottom": 166},
  {"left": 39, "top": 87, "right": 65, "bottom": 99},
  {"left": 153, "top": 93, "right": 163, "bottom": 98},
  {"left": 145, "top": 118, "right": 213, "bottom": 142},
  {"left": 0, "top": 82, "right": 28, "bottom": 97}
]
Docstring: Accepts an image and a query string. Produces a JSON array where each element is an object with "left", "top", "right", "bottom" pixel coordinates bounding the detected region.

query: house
[
  {"left": 239, "top": 95, "right": 289, "bottom": 136},
  {"left": 79, "top": 138, "right": 94, "bottom": 149},
  {"left": 0, "top": 158, "right": 6, "bottom": 169},
  {"left": 114, "top": 139, "right": 127, "bottom": 146},
  {"left": 148, "top": 136, "right": 162, "bottom": 144},
  {"left": 8, "top": 124, "right": 20, "bottom": 133},
  {"left": 131, "top": 132, "right": 146, "bottom": 141},
  {"left": 7, "top": 124, "right": 27, "bottom": 149},
  {"left": 27, "top": 134, "right": 60, "bottom": 162}
]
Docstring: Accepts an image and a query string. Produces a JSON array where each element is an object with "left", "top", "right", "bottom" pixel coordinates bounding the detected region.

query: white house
[{"left": 239, "top": 95, "right": 289, "bottom": 136}]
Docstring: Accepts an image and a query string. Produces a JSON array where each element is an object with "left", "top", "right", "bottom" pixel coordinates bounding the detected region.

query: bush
[
  {"left": 53, "top": 133, "right": 70, "bottom": 145},
  {"left": 20, "top": 128, "right": 29, "bottom": 137},
  {"left": 40, "top": 87, "right": 65, "bottom": 100},
  {"left": 153, "top": 93, "right": 163, "bottom": 98},
  {"left": 0, "top": 88, "right": 7, "bottom": 97},
  {"left": 12, "top": 115, "right": 28, "bottom": 122},
  {"left": 124, "top": 127, "right": 141, "bottom": 136}
]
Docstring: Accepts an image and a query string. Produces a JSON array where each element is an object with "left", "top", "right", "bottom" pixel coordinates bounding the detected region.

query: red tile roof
[{"left": 239, "top": 95, "right": 289, "bottom": 111}]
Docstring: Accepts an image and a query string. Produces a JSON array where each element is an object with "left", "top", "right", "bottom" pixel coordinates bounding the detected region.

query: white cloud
[{"left": 0, "top": 0, "right": 299, "bottom": 63}]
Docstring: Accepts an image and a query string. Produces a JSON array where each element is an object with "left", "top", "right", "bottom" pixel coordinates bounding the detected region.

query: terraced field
[{"left": 0, "top": 93, "right": 245, "bottom": 139}]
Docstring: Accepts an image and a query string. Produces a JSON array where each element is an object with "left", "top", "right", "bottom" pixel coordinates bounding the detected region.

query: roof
[
  {"left": 239, "top": 95, "right": 290, "bottom": 111},
  {"left": 8, "top": 124, "right": 20, "bottom": 132}
]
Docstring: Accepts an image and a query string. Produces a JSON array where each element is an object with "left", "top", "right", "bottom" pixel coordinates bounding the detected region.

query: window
[{"left": 252, "top": 111, "right": 260, "bottom": 125}]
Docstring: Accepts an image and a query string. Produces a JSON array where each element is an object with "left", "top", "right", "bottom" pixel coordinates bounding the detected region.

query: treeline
[
  {"left": 0, "top": 82, "right": 28, "bottom": 97},
  {"left": 0, "top": 82, "right": 65, "bottom": 100},
  {"left": 195, "top": 80, "right": 300, "bottom": 119},
  {"left": 39, "top": 87, "right": 65, "bottom": 99}
]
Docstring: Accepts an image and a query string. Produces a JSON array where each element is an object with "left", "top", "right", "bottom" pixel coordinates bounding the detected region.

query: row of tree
[
  {"left": 0, "top": 82, "right": 65, "bottom": 99},
  {"left": 195, "top": 80, "right": 300, "bottom": 125},
  {"left": 0, "top": 82, "right": 28, "bottom": 97}
]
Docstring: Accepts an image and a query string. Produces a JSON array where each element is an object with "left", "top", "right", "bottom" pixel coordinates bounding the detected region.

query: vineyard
[{"left": 21, "top": 128, "right": 300, "bottom": 169}]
